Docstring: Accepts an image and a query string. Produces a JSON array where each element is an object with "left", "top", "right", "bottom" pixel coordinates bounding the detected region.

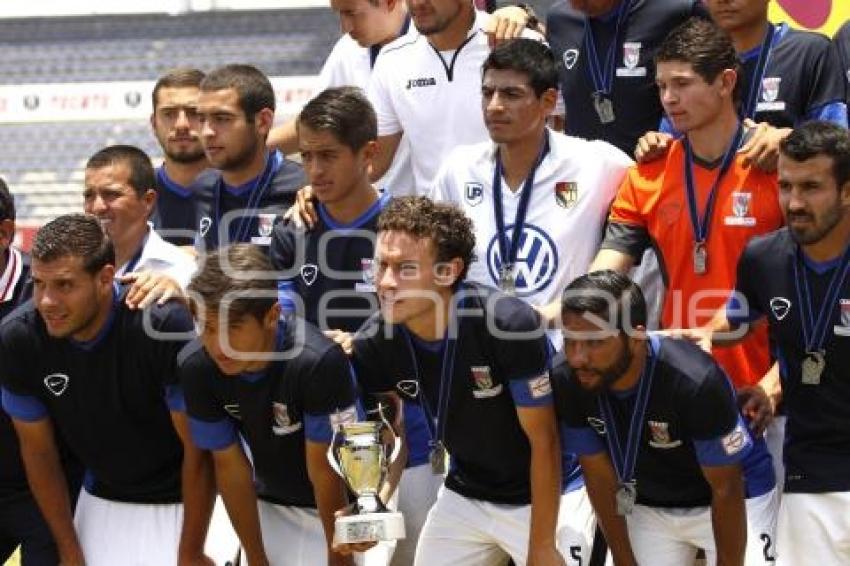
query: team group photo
[{"left": 0, "top": 0, "right": 849, "bottom": 565}]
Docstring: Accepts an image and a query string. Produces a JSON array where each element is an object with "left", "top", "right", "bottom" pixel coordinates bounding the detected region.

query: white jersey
[
  {"left": 369, "top": 11, "right": 541, "bottom": 193},
  {"left": 318, "top": 30, "right": 416, "bottom": 196},
  {"left": 430, "top": 130, "right": 632, "bottom": 308}
]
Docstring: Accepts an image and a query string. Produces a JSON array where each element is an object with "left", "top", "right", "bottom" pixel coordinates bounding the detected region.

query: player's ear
[
  {"left": 719, "top": 68, "right": 737, "bottom": 100},
  {"left": 361, "top": 140, "right": 379, "bottom": 165},
  {"left": 263, "top": 302, "right": 281, "bottom": 330},
  {"left": 98, "top": 263, "right": 115, "bottom": 287},
  {"left": 255, "top": 108, "right": 275, "bottom": 139},
  {"left": 0, "top": 219, "right": 15, "bottom": 251},
  {"left": 540, "top": 88, "right": 558, "bottom": 117},
  {"left": 839, "top": 179, "right": 850, "bottom": 207},
  {"left": 141, "top": 188, "right": 157, "bottom": 218}
]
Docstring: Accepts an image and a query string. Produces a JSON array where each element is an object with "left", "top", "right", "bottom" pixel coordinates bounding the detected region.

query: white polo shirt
[
  {"left": 116, "top": 224, "right": 197, "bottom": 289},
  {"left": 317, "top": 31, "right": 417, "bottom": 196},
  {"left": 430, "top": 129, "right": 633, "bottom": 308},
  {"left": 369, "top": 11, "right": 541, "bottom": 193}
]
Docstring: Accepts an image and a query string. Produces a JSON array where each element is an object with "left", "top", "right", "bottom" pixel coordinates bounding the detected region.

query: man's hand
[
  {"left": 657, "top": 327, "right": 712, "bottom": 354},
  {"left": 527, "top": 545, "right": 567, "bottom": 566},
  {"left": 486, "top": 6, "right": 533, "bottom": 47},
  {"left": 120, "top": 271, "right": 185, "bottom": 309},
  {"left": 330, "top": 504, "right": 377, "bottom": 559},
  {"left": 737, "top": 385, "right": 774, "bottom": 437},
  {"left": 283, "top": 185, "right": 317, "bottom": 229},
  {"left": 324, "top": 330, "right": 354, "bottom": 356},
  {"left": 740, "top": 120, "right": 791, "bottom": 173},
  {"left": 58, "top": 547, "right": 86, "bottom": 566},
  {"left": 634, "top": 131, "right": 673, "bottom": 163}
]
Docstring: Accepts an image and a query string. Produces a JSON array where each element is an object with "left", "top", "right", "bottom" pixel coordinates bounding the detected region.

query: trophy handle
[
  {"left": 376, "top": 402, "right": 402, "bottom": 465},
  {"left": 326, "top": 421, "right": 344, "bottom": 477}
]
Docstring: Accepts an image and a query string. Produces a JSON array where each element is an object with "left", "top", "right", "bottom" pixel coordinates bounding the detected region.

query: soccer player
[
  {"left": 83, "top": 145, "right": 196, "bottom": 288},
  {"left": 0, "top": 180, "right": 67, "bottom": 565},
  {"left": 367, "top": 0, "right": 542, "bottom": 194},
  {"left": 705, "top": 121, "right": 850, "bottom": 565},
  {"left": 546, "top": 0, "right": 707, "bottom": 155},
  {"left": 835, "top": 21, "right": 850, "bottom": 108},
  {"left": 591, "top": 17, "right": 783, "bottom": 417},
  {"left": 196, "top": 64, "right": 306, "bottom": 252},
  {"left": 180, "top": 244, "right": 365, "bottom": 566},
  {"left": 150, "top": 67, "right": 217, "bottom": 247},
  {"left": 430, "top": 38, "right": 632, "bottom": 326},
  {"left": 352, "top": 196, "right": 565, "bottom": 565},
  {"left": 0, "top": 214, "right": 211, "bottom": 566},
  {"left": 557, "top": 270, "right": 775, "bottom": 566}
]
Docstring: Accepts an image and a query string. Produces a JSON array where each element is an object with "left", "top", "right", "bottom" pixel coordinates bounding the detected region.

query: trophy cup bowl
[{"left": 328, "top": 418, "right": 406, "bottom": 544}]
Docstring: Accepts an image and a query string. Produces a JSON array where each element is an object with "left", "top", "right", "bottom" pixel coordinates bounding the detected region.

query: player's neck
[
  {"left": 686, "top": 109, "right": 740, "bottom": 163},
  {"left": 802, "top": 214, "right": 850, "bottom": 263},
  {"left": 115, "top": 223, "right": 149, "bottom": 271},
  {"left": 322, "top": 181, "right": 379, "bottom": 225},
  {"left": 729, "top": 18, "right": 771, "bottom": 54},
  {"left": 222, "top": 147, "right": 268, "bottom": 187},
  {"left": 427, "top": 5, "right": 476, "bottom": 52},
  {"left": 243, "top": 328, "right": 278, "bottom": 373},
  {"left": 609, "top": 340, "right": 649, "bottom": 393},
  {"left": 404, "top": 291, "right": 453, "bottom": 342},
  {"left": 500, "top": 128, "right": 547, "bottom": 192},
  {"left": 163, "top": 157, "right": 207, "bottom": 188}
]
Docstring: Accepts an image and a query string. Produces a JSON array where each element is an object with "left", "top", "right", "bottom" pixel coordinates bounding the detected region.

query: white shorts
[
  {"left": 74, "top": 488, "right": 182, "bottom": 566},
  {"left": 206, "top": 497, "right": 240, "bottom": 565},
  {"left": 777, "top": 491, "right": 850, "bottom": 565},
  {"left": 625, "top": 488, "right": 778, "bottom": 566},
  {"left": 557, "top": 486, "right": 597, "bottom": 566},
  {"left": 413, "top": 486, "right": 592, "bottom": 566},
  {"left": 392, "top": 463, "right": 442, "bottom": 566},
  {"left": 256, "top": 501, "right": 391, "bottom": 566},
  {"left": 764, "top": 416, "right": 786, "bottom": 497}
]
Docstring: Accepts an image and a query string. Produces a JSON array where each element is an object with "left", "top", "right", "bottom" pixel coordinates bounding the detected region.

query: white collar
[{"left": 0, "top": 247, "right": 23, "bottom": 303}]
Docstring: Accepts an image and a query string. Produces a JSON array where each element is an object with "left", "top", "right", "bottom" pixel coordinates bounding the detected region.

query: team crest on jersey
[
  {"left": 647, "top": 420, "right": 682, "bottom": 449},
  {"left": 301, "top": 263, "right": 319, "bottom": 286},
  {"left": 724, "top": 192, "right": 756, "bottom": 227},
  {"left": 563, "top": 48, "right": 579, "bottom": 70},
  {"left": 835, "top": 299, "right": 850, "bottom": 336},
  {"left": 617, "top": 42, "right": 646, "bottom": 77},
  {"left": 224, "top": 404, "right": 241, "bottom": 419},
  {"left": 272, "top": 402, "right": 302, "bottom": 435},
  {"left": 769, "top": 297, "right": 791, "bottom": 321},
  {"left": 471, "top": 366, "right": 503, "bottom": 398},
  {"left": 465, "top": 182, "right": 484, "bottom": 206},
  {"left": 757, "top": 77, "right": 785, "bottom": 112},
  {"left": 43, "top": 373, "right": 69, "bottom": 397},
  {"left": 555, "top": 181, "right": 578, "bottom": 209},
  {"left": 587, "top": 417, "right": 606, "bottom": 435},
  {"left": 199, "top": 216, "right": 212, "bottom": 237},
  {"left": 486, "top": 224, "right": 558, "bottom": 297},
  {"left": 257, "top": 213, "right": 276, "bottom": 237},
  {"left": 356, "top": 258, "right": 376, "bottom": 292}
]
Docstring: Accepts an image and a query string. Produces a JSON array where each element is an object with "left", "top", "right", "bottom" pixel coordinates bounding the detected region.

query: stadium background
[{"left": 0, "top": 0, "right": 847, "bottom": 563}]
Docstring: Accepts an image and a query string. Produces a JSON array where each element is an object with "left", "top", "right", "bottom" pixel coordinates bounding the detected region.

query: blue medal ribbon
[
  {"left": 211, "top": 150, "right": 279, "bottom": 247},
  {"left": 792, "top": 243, "right": 850, "bottom": 353},
  {"left": 683, "top": 123, "right": 744, "bottom": 247},
  {"left": 582, "top": 0, "right": 634, "bottom": 97},
  {"left": 492, "top": 132, "right": 551, "bottom": 279},
  {"left": 597, "top": 341, "right": 658, "bottom": 488},
  {"left": 741, "top": 24, "right": 777, "bottom": 120}
]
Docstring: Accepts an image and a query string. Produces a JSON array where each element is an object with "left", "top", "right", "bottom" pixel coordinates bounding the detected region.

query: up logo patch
[
  {"left": 43, "top": 373, "right": 69, "bottom": 397},
  {"left": 486, "top": 224, "right": 558, "bottom": 298}
]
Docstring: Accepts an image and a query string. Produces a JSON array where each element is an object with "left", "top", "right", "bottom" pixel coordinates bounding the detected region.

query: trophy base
[{"left": 334, "top": 512, "right": 406, "bottom": 544}]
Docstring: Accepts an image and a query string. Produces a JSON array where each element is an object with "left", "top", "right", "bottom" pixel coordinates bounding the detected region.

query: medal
[
  {"left": 429, "top": 441, "right": 447, "bottom": 475},
  {"left": 801, "top": 351, "right": 825, "bottom": 385},
  {"left": 693, "top": 242, "right": 708, "bottom": 275},
  {"left": 615, "top": 482, "right": 637, "bottom": 516},
  {"left": 498, "top": 263, "right": 516, "bottom": 295},
  {"left": 592, "top": 92, "right": 615, "bottom": 124}
]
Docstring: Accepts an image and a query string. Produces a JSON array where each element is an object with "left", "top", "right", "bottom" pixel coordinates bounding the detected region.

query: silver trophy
[{"left": 327, "top": 409, "right": 406, "bottom": 544}]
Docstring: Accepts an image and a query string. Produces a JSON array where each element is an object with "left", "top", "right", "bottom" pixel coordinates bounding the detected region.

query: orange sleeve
[{"left": 608, "top": 166, "right": 649, "bottom": 228}]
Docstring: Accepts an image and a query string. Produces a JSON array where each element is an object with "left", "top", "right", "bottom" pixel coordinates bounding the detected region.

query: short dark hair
[
  {"left": 201, "top": 64, "right": 275, "bottom": 121},
  {"left": 655, "top": 17, "right": 743, "bottom": 105},
  {"left": 152, "top": 67, "right": 205, "bottom": 110},
  {"left": 377, "top": 196, "right": 476, "bottom": 284},
  {"left": 85, "top": 145, "right": 155, "bottom": 198},
  {"left": 297, "top": 87, "right": 377, "bottom": 151},
  {"left": 0, "top": 177, "right": 15, "bottom": 222},
  {"left": 780, "top": 121, "right": 850, "bottom": 189},
  {"left": 561, "top": 270, "right": 647, "bottom": 333},
  {"left": 188, "top": 244, "right": 277, "bottom": 323},
  {"left": 481, "top": 38, "right": 558, "bottom": 97},
  {"left": 31, "top": 214, "right": 114, "bottom": 273}
]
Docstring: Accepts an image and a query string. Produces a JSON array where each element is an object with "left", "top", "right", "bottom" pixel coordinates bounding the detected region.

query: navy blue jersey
[
  {"left": 179, "top": 319, "right": 359, "bottom": 507},
  {"left": 353, "top": 282, "right": 560, "bottom": 505},
  {"left": 834, "top": 21, "right": 850, "bottom": 107},
  {"left": 557, "top": 335, "right": 774, "bottom": 507},
  {"left": 546, "top": 0, "right": 706, "bottom": 155},
  {"left": 153, "top": 167, "right": 216, "bottom": 247},
  {"left": 269, "top": 193, "right": 389, "bottom": 333},
  {"left": 0, "top": 289, "right": 192, "bottom": 503},
  {"left": 198, "top": 150, "right": 306, "bottom": 253},
  {"left": 731, "top": 228, "right": 850, "bottom": 493}
]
